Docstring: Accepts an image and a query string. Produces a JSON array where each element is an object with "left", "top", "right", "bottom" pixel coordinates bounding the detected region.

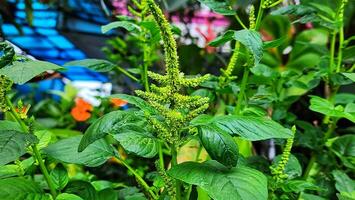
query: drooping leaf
[
  {"left": 113, "top": 130, "right": 159, "bottom": 158},
  {"left": 209, "top": 30, "right": 263, "bottom": 65},
  {"left": 199, "top": 125, "right": 239, "bottom": 168},
  {"left": 109, "top": 94, "right": 156, "bottom": 114},
  {"left": 0, "top": 130, "right": 38, "bottom": 166},
  {"left": 191, "top": 115, "right": 293, "bottom": 141},
  {"left": 168, "top": 161, "right": 268, "bottom": 200},
  {"left": 0, "top": 177, "right": 45, "bottom": 200},
  {"left": 50, "top": 164, "right": 69, "bottom": 190},
  {"left": 64, "top": 181, "right": 98, "bottom": 200},
  {"left": 197, "top": 0, "right": 235, "bottom": 15},
  {"left": 44, "top": 136, "right": 116, "bottom": 167},
  {"left": 0, "top": 60, "right": 62, "bottom": 84},
  {"left": 64, "top": 59, "right": 116, "bottom": 72},
  {"left": 56, "top": 193, "right": 84, "bottom": 200},
  {"left": 102, "top": 21, "right": 141, "bottom": 34},
  {"left": 79, "top": 110, "right": 146, "bottom": 152},
  {"left": 332, "top": 170, "right": 355, "bottom": 193}
]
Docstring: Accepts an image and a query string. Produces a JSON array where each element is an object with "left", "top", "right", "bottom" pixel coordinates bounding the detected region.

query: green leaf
[
  {"left": 282, "top": 180, "right": 320, "bottom": 193},
  {"left": 197, "top": 0, "right": 235, "bottom": 15},
  {"left": 44, "top": 135, "right": 116, "bottom": 167},
  {"left": 199, "top": 125, "right": 239, "bottom": 168},
  {"left": 209, "top": 30, "right": 263, "bottom": 65},
  {"left": 0, "top": 120, "right": 22, "bottom": 131},
  {"left": 0, "top": 130, "right": 38, "bottom": 166},
  {"left": 272, "top": 154, "right": 302, "bottom": 179},
  {"left": 332, "top": 170, "right": 355, "bottom": 193},
  {"left": 309, "top": 96, "right": 355, "bottom": 122},
  {"left": 113, "top": 130, "right": 159, "bottom": 158},
  {"left": 0, "top": 60, "right": 62, "bottom": 84},
  {"left": 56, "top": 193, "right": 84, "bottom": 200},
  {"left": 98, "top": 188, "right": 118, "bottom": 200},
  {"left": 191, "top": 115, "right": 293, "bottom": 141},
  {"left": 64, "top": 181, "right": 98, "bottom": 200},
  {"left": 331, "top": 134, "right": 355, "bottom": 158},
  {"left": 34, "top": 130, "right": 53, "bottom": 149},
  {"left": 64, "top": 59, "right": 116, "bottom": 72},
  {"left": 50, "top": 164, "right": 69, "bottom": 190},
  {"left": 342, "top": 73, "right": 355, "bottom": 82},
  {"left": 79, "top": 110, "right": 146, "bottom": 152},
  {"left": 0, "top": 177, "right": 44, "bottom": 200},
  {"left": 102, "top": 21, "right": 141, "bottom": 34},
  {"left": 263, "top": 36, "right": 287, "bottom": 49},
  {"left": 0, "top": 164, "right": 21, "bottom": 179},
  {"left": 0, "top": 42, "right": 15, "bottom": 68},
  {"left": 109, "top": 94, "right": 156, "bottom": 114},
  {"left": 168, "top": 161, "right": 268, "bottom": 200}
]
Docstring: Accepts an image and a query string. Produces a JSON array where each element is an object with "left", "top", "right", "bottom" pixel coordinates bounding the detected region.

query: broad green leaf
[
  {"left": 0, "top": 177, "right": 44, "bottom": 200},
  {"left": 199, "top": 125, "right": 239, "bottom": 168},
  {"left": 64, "top": 59, "right": 116, "bottom": 72},
  {"left": 309, "top": 96, "right": 355, "bottom": 122},
  {"left": 191, "top": 115, "right": 293, "bottom": 141},
  {"left": 109, "top": 94, "right": 156, "bottom": 114},
  {"left": 65, "top": 181, "right": 98, "bottom": 200},
  {"left": 0, "top": 120, "right": 22, "bottom": 131},
  {"left": 113, "top": 130, "right": 159, "bottom": 158},
  {"left": 209, "top": 30, "right": 263, "bottom": 65},
  {"left": 282, "top": 180, "right": 320, "bottom": 193},
  {"left": 0, "top": 60, "right": 62, "bottom": 84},
  {"left": 79, "top": 110, "right": 146, "bottom": 152},
  {"left": 98, "top": 188, "right": 118, "bottom": 200},
  {"left": 168, "top": 160, "right": 268, "bottom": 200},
  {"left": 44, "top": 135, "right": 116, "bottom": 167},
  {"left": 332, "top": 170, "right": 355, "bottom": 193},
  {"left": 272, "top": 154, "right": 302, "bottom": 179},
  {"left": 0, "top": 130, "right": 38, "bottom": 166},
  {"left": 197, "top": 0, "right": 235, "bottom": 15},
  {"left": 250, "top": 64, "right": 279, "bottom": 79},
  {"left": 49, "top": 129, "right": 82, "bottom": 138},
  {"left": 50, "top": 164, "right": 69, "bottom": 190},
  {"left": 56, "top": 193, "right": 84, "bottom": 200},
  {"left": 342, "top": 73, "right": 355, "bottom": 82},
  {"left": 102, "top": 21, "right": 141, "bottom": 34},
  {"left": 34, "top": 130, "right": 53, "bottom": 149},
  {"left": 0, "top": 164, "right": 21, "bottom": 179},
  {"left": 331, "top": 135, "right": 355, "bottom": 158}
]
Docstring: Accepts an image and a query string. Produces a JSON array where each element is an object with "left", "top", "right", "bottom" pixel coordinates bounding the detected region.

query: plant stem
[
  {"left": 328, "top": 31, "right": 337, "bottom": 77},
  {"left": 142, "top": 46, "right": 150, "bottom": 92},
  {"left": 115, "top": 66, "right": 139, "bottom": 82},
  {"left": 158, "top": 143, "right": 165, "bottom": 170},
  {"left": 255, "top": 0, "right": 265, "bottom": 31},
  {"left": 234, "top": 13, "right": 247, "bottom": 29},
  {"left": 5, "top": 98, "right": 57, "bottom": 198},
  {"left": 118, "top": 157, "right": 158, "bottom": 199},
  {"left": 336, "top": 27, "right": 344, "bottom": 73},
  {"left": 171, "top": 146, "right": 181, "bottom": 200},
  {"left": 234, "top": 66, "right": 250, "bottom": 114}
]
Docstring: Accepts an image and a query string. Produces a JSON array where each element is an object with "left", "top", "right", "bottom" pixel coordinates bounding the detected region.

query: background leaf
[
  {"left": 0, "top": 177, "right": 45, "bottom": 200},
  {"left": 197, "top": 0, "right": 235, "bottom": 15},
  {"left": 101, "top": 21, "right": 141, "bottom": 34},
  {"left": 64, "top": 181, "right": 98, "bottom": 200},
  {"left": 64, "top": 59, "right": 116, "bottom": 72}
]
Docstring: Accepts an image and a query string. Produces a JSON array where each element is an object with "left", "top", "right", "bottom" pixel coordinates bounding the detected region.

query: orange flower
[
  {"left": 71, "top": 98, "right": 93, "bottom": 122},
  {"left": 110, "top": 98, "right": 127, "bottom": 108}
]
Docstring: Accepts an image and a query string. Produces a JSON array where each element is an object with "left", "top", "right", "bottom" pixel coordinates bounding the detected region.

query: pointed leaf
[
  {"left": 64, "top": 59, "right": 116, "bottom": 72},
  {"left": 102, "top": 21, "right": 141, "bottom": 34},
  {"left": 50, "top": 164, "right": 69, "bottom": 190}
]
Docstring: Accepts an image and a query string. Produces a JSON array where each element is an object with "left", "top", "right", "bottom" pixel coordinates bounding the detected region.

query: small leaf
[
  {"left": 209, "top": 30, "right": 263, "bottom": 65},
  {"left": 0, "top": 130, "right": 38, "bottom": 166},
  {"left": 64, "top": 181, "right": 98, "bottom": 200},
  {"left": 0, "top": 177, "right": 44, "bottom": 200},
  {"left": 64, "top": 59, "right": 116, "bottom": 72},
  {"left": 0, "top": 60, "right": 63, "bottom": 84},
  {"left": 34, "top": 130, "right": 53, "bottom": 150},
  {"left": 168, "top": 160, "right": 268, "bottom": 200},
  {"left": 332, "top": 170, "right": 355, "bottom": 193},
  {"left": 56, "top": 193, "right": 84, "bottom": 200},
  {"left": 102, "top": 21, "right": 141, "bottom": 34},
  {"left": 342, "top": 73, "right": 355, "bottom": 82},
  {"left": 113, "top": 130, "right": 159, "bottom": 158},
  {"left": 44, "top": 136, "right": 116, "bottom": 167},
  {"left": 197, "top": 0, "right": 236, "bottom": 15},
  {"left": 50, "top": 164, "right": 69, "bottom": 190},
  {"left": 199, "top": 125, "right": 239, "bottom": 168},
  {"left": 191, "top": 115, "right": 293, "bottom": 141}
]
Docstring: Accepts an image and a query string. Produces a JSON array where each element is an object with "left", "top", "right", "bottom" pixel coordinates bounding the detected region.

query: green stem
[
  {"left": 255, "top": 0, "right": 265, "bottom": 31},
  {"left": 142, "top": 46, "right": 150, "bottom": 92},
  {"left": 115, "top": 66, "right": 139, "bottom": 82},
  {"left": 328, "top": 31, "right": 337, "bottom": 76},
  {"left": 158, "top": 143, "right": 164, "bottom": 170},
  {"left": 234, "top": 66, "right": 250, "bottom": 114},
  {"left": 5, "top": 98, "right": 57, "bottom": 198},
  {"left": 119, "top": 158, "right": 158, "bottom": 199},
  {"left": 171, "top": 146, "right": 181, "bottom": 200},
  {"left": 336, "top": 27, "right": 344, "bottom": 73},
  {"left": 234, "top": 13, "right": 247, "bottom": 29}
]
